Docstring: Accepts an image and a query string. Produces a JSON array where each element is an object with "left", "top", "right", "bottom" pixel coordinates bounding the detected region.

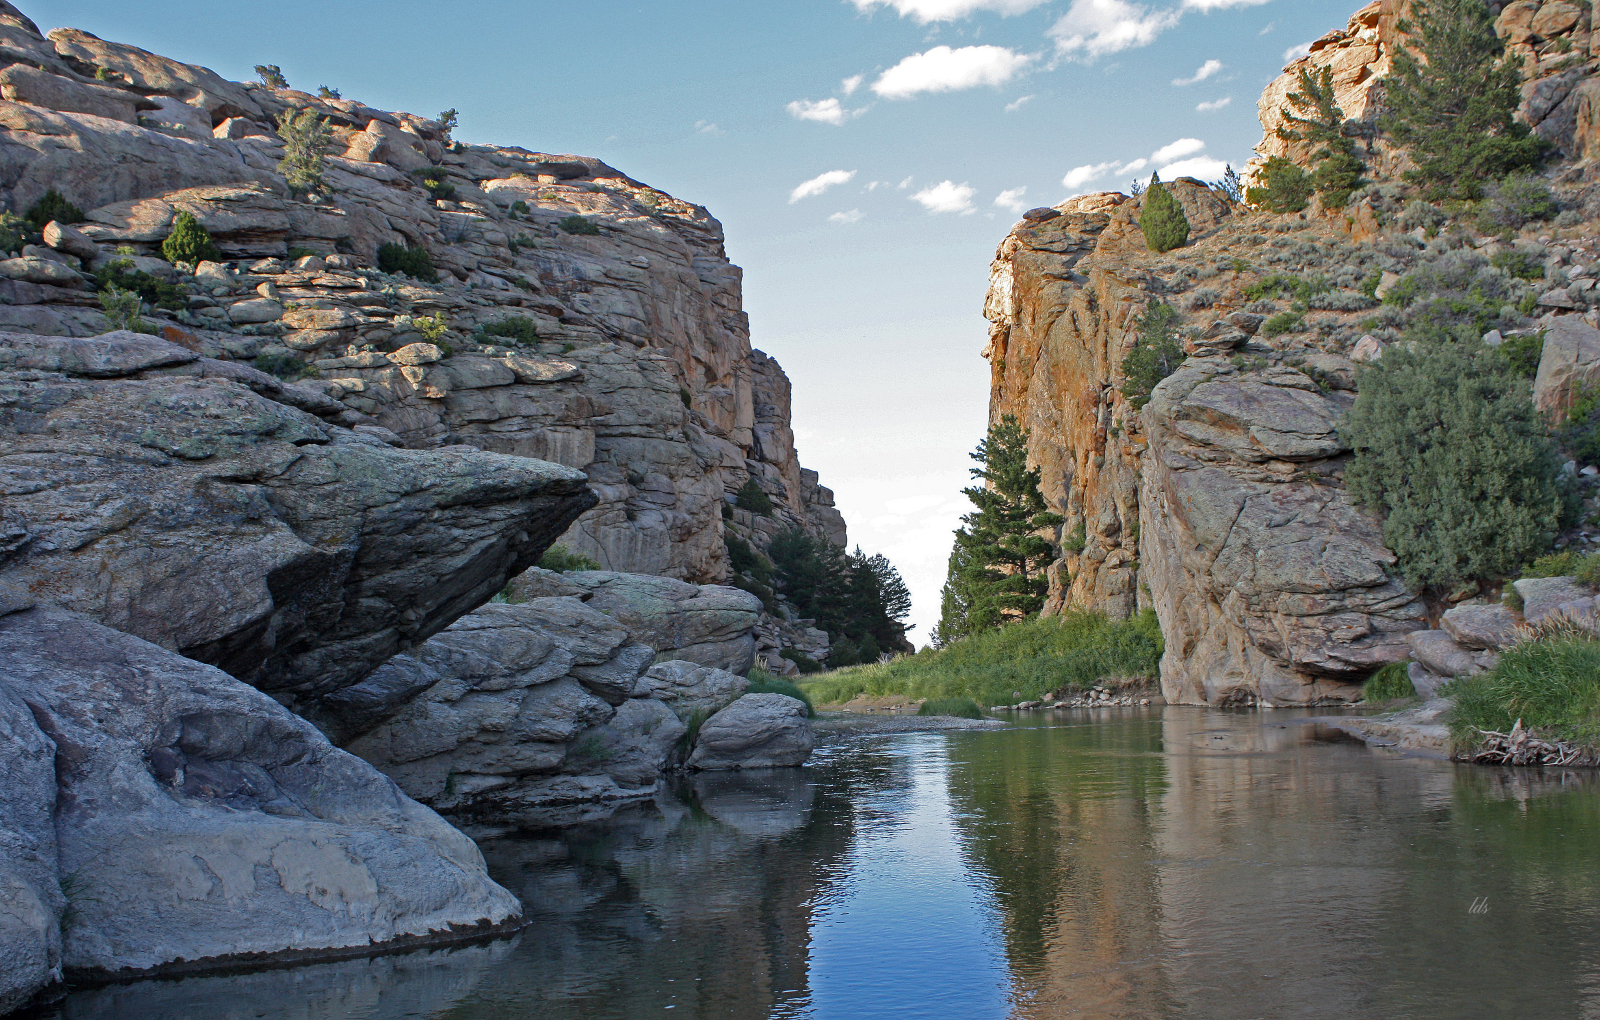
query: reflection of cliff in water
[
  {"left": 943, "top": 714, "right": 1180, "bottom": 1018},
  {"left": 462, "top": 763, "right": 868, "bottom": 1018}
]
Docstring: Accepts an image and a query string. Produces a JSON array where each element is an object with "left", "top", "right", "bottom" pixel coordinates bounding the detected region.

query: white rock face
[
  {"left": 687, "top": 694, "right": 815, "bottom": 770},
  {"left": 0, "top": 603, "right": 521, "bottom": 995}
]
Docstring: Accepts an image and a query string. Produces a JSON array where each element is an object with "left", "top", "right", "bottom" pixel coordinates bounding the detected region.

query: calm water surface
[{"left": 47, "top": 709, "right": 1600, "bottom": 1019}]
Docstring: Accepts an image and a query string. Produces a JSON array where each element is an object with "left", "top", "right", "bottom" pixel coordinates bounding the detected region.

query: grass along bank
[
  {"left": 800, "top": 611, "right": 1163, "bottom": 709},
  {"left": 1447, "top": 625, "right": 1600, "bottom": 761}
]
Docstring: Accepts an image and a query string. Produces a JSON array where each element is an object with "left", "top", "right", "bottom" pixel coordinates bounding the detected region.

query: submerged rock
[{"left": 0, "top": 603, "right": 521, "bottom": 998}]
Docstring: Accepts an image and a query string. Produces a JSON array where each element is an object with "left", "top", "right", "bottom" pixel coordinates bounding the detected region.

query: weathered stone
[
  {"left": 391, "top": 342, "right": 445, "bottom": 366},
  {"left": 1407, "top": 661, "right": 1450, "bottom": 702},
  {"left": 1515, "top": 576, "right": 1599, "bottom": 624},
  {"left": 0, "top": 64, "right": 144, "bottom": 123},
  {"left": 0, "top": 645, "right": 62, "bottom": 1015},
  {"left": 0, "top": 331, "right": 597, "bottom": 706},
  {"left": 42, "top": 220, "right": 97, "bottom": 258},
  {"left": 0, "top": 255, "right": 81, "bottom": 285},
  {"left": 1350, "top": 334, "right": 1386, "bottom": 363},
  {"left": 46, "top": 27, "right": 263, "bottom": 121},
  {"left": 1534, "top": 315, "right": 1600, "bottom": 417},
  {"left": 0, "top": 605, "right": 521, "bottom": 982},
  {"left": 1441, "top": 602, "right": 1522, "bottom": 651},
  {"left": 687, "top": 694, "right": 814, "bottom": 770},
  {"left": 226, "top": 297, "right": 282, "bottom": 323},
  {"left": 641, "top": 660, "right": 750, "bottom": 715},
  {"left": 556, "top": 571, "right": 763, "bottom": 674},
  {"left": 1407, "top": 630, "right": 1484, "bottom": 679}
]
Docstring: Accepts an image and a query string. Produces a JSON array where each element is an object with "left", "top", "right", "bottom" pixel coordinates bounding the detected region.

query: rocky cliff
[
  {"left": 0, "top": 0, "right": 844, "bottom": 584},
  {"left": 984, "top": 0, "right": 1600, "bottom": 705}
]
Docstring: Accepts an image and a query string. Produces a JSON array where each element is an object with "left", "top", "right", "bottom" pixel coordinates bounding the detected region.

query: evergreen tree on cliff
[
  {"left": 1276, "top": 65, "right": 1365, "bottom": 209},
  {"left": 935, "top": 416, "right": 1062, "bottom": 642},
  {"left": 1380, "top": 0, "right": 1548, "bottom": 200},
  {"left": 1140, "top": 174, "right": 1189, "bottom": 253}
]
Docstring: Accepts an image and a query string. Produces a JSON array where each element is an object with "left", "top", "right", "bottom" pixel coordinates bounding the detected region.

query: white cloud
[
  {"left": 1283, "top": 41, "right": 1313, "bottom": 62},
  {"left": 994, "top": 186, "right": 1029, "bottom": 212},
  {"left": 897, "top": 175, "right": 916, "bottom": 189},
  {"left": 787, "top": 98, "right": 867, "bottom": 125},
  {"left": 1157, "top": 155, "right": 1229, "bottom": 180},
  {"left": 1258, "top": 20, "right": 1276, "bottom": 35},
  {"left": 1151, "top": 137, "right": 1205, "bottom": 163},
  {"left": 1123, "top": 158, "right": 1148, "bottom": 173},
  {"left": 790, "top": 170, "right": 857, "bottom": 203},
  {"left": 911, "top": 180, "right": 977, "bottom": 214},
  {"left": 829, "top": 209, "right": 865, "bottom": 224},
  {"left": 851, "top": 0, "right": 1049, "bottom": 22},
  {"left": 1063, "top": 161, "right": 1119, "bottom": 189},
  {"left": 1050, "top": 0, "right": 1181, "bottom": 59},
  {"left": 1172, "top": 59, "right": 1223, "bottom": 86},
  {"left": 1196, "top": 96, "right": 1231, "bottom": 112},
  {"left": 1005, "top": 94, "right": 1034, "bottom": 112},
  {"left": 1180, "top": 0, "right": 1272, "bottom": 8},
  {"left": 841, "top": 74, "right": 865, "bottom": 95},
  {"left": 872, "top": 45, "right": 1034, "bottom": 98},
  {"left": 695, "top": 120, "right": 722, "bottom": 135}
]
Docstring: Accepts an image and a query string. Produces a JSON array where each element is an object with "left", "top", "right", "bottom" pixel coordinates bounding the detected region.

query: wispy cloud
[
  {"left": 911, "top": 180, "right": 977, "bottom": 214},
  {"left": 994, "top": 186, "right": 1029, "bottom": 212},
  {"left": 694, "top": 120, "right": 722, "bottom": 136},
  {"left": 897, "top": 175, "right": 916, "bottom": 189},
  {"left": 829, "top": 209, "right": 865, "bottom": 223},
  {"left": 790, "top": 169, "right": 857, "bottom": 203},
  {"left": 872, "top": 45, "right": 1034, "bottom": 98},
  {"left": 787, "top": 98, "right": 867, "bottom": 125},
  {"left": 851, "top": 0, "right": 1049, "bottom": 22},
  {"left": 1196, "top": 96, "right": 1231, "bottom": 112},
  {"left": 1152, "top": 137, "right": 1205, "bottom": 163},
  {"left": 1062, "top": 157, "right": 1147, "bottom": 191},
  {"left": 1158, "top": 155, "right": 1229, "bottom": 180},
  {"left": 1005, "top": 94, "right": 1035, "bottom": 112},
  {"left": 1172, "top": 59, "right": 1223, "bottom": 86},
  {"left": 1283, "top": 41, "right": 1314, "bottom": 62},
  {"left": 841, "top": 74, "right": 865, "bottom": 95},
  {"left": 1181, "top": 0, "right": 1273, "bottom": 8},
  {"left": 1258, "top": 20, "right": 1276, "bottom": 35},
  {"left": 1050, "top": 0, "right": 1180, "bottom": 59}
]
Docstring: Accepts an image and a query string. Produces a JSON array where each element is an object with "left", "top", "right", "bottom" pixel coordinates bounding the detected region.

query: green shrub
[
  {"left": 25, "top": 189, "right": 84, "bottom": 230},
  {"left": 254, "top": 351, "right": 312, "bottom": 380},
  {"left": 679, "top": 386, "right": 692, "bottom": 408},
  {"left": 418, "top": 168, "right": 456, "bottom": 201},
  {"left": 0, "top": 210, "right": 34, "bottom": 253},
  {"left": 1139, "top": 174, "right": 1190, "bottom": 253},
  {"left": 509, "top": 200, "right": 530, "bottom": 219},
  {"left": 479, "top": 316, "right": 539, "bottom": 345},
  {"left": 376, "top": 242, "right": 438, "bottom": 282},
  {"left": 735, "top": 477, "right": 774, "bottom": 516},
  {"left": 1118, "top": 301, "right": 1183, "bottom": 410},
  {"left": 254, "top": 64, "right": 288, "bottom": 90},
  {"left": 1562, "top": 382, "right": 1600, "bottom": 467},
  {"left": 1497, "top": 331, "right": 1543, "bottom": 379},
  {"left": 1491, "top": 249, "right": 1544, "bottom": 280},
  {"left": 1263, "top": 310, "right": 1305, "bottom": 336},
  {"left": 437, "top": 109, "right": 459, "bottom": 143},
  {"left": 93, "top": 258, "right": 185, "bottom": 311},
  {"left": 558, "top": 214, "right": 601, "bottom": 235},
  {"left": 1522, "top": 551, "right": 1600, "bottom": 587},
  {"left": 537, "top": 544, "right": 601, "bottom": 572},
  {"left": 277, "top": 107, "right": 332, "bottom": 192},
  {"left": 1381, "top": 0, "right": 1549, "bottom": 200},
  {"left": 1362, "top": 661, "right": 1417, "bottom": 703},
  {"left": 1342, "top": 340, "right": 1566, "bottom": 588},
  {"left": 1477, "top": 174, "right": 1559, "bottom": 231},
  {"left": 286, "top": 246, "right": 323, "bottom": 261},
  {"left": 317, "top": 85, "right": 341, "bottom": 100},
  {"left": 802, "top": 611, "right": 1163, "bottom": 708},
  {"left": 1276, "top": 65, "right": 1365, "bottom": 209},
  {"left": 161, "top": 211, "right": 220, "bottom": 264},
  {"left": 1245, "top": 272, "right": 1331, "bottom": 304},
  {"left": 746, "top": 669, "right": 814, "bottom": 717},
  {"left": 1447, "top": 635, "right": 1600, "bottom": 748},
  {"left": 918, "top": 697, "right": 985, "bottom": 719},
  {"left": 97, "top": 286, "right": 151, "bottom": 333},
  {"left": 1245, "top": 156, "right": 1312, "bottom": 213}
]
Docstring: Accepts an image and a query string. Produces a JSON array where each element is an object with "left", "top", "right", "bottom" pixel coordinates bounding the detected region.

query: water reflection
[{"left": 38, "top": 709, "right": 1600, "bottom": 1020}]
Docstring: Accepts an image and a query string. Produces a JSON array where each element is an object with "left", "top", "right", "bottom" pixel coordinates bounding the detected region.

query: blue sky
[{"left": 50, "top": 0, "right": 1360, "bottom": 641}]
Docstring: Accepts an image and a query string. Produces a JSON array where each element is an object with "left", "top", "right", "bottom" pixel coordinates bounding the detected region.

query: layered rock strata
[
  {"left": 0, "top": 0, "right": 845, "bottom": 583},
  {"left": 0, "top": 330, "right": 596, "bottom": 711},
  {"left": 0, "top": 600, "right": 521, "bottom": 995}
]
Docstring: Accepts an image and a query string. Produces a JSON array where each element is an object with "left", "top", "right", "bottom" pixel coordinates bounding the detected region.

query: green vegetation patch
[
  {"left": 1139, "top": 174, "right": 1189, "bottom": 254},
  {"left": 918, "top": 697, "right": 985, "bottom": 719},
  {"left": 1522, "top": 551, "right": 1600, "bottom": 587},
  {"left": 559, "top": 215, "right": 601, "bottom": 235},
  {"left": 1118, "top": 301, "right": 1183, "bottom": 411},
  {"left": 25, "top": 189, "right": 84, "bottom": 230},
  {"left": 802, "top": 611, "right": 1162, "bottom": 708},
  {"left": 162, "top": 210, "right": 220, "bottom": 265},
  {"left": 377, "top": 242, "right": 438, "bottom": 282},
  {"left": 94, "top": 259, "right": 184, "bottom": 311},
  {"left": 1448, "top": 635, "right": 1600, "bottom": 749},
  {"left": 1361, "top": 661, "right": 1417, "bottom": 703},
  {"left": 735, "top": 477, "right": 774, "bottom": 516},
  {"left": 538, "top": 544, "right": 601, "bottom": 573},
  {"left": 1245, "top": 156, "right": 1312, "bottom": 214},
  {"left": 479, "top": 316, "right": 540, "bottom": 345}
]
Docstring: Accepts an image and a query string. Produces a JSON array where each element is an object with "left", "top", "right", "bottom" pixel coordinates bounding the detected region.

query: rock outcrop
[
  {"left": 686, "top": 694, "right": 816, "bottom": 770},
  {"left": 0, "top": 330, "right": 596, "bottom": 712},
  {"left": 0, "top": 601, "right": 521, "bottom": 992},
  {"left": 0, "top": 0, "right": 845, "bottom": 585}
]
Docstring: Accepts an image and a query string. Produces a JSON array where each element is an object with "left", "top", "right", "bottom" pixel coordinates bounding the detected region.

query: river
[{"left": 42, "top": 708, "right": 1600, "bottom": 1019}]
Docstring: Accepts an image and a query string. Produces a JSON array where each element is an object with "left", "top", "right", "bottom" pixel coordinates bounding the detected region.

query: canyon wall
[{"left": 984, "top": 0, "right": 1600, "bottom": 705}]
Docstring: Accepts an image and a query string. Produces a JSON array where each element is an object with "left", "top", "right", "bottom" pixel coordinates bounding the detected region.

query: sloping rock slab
[
  {"left": 557, "top": 571, "right": 762, "bottom": 675},
  {"left": 0, "top": 605, "right": 521, "bottom": 985},
  {"left": 0, "top": 330, "right": 597, "bottom": 707},
  {"left": 688, "top": 694, "right": 814, "bottom": 770},
  {"left": 1515, "top": 576, "right": 1598, "bottom": 625},
  {"left": 1441, "top": 602, "right": 1522, "bottom": 651},
  {"left": 640, "top": 660, "right": 749, "bottom": 716}
]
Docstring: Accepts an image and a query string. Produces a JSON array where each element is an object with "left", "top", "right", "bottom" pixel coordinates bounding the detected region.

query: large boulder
[
  {"left": 639, "top": 660, "right": 749, "bottom": 716},
  {"left": 1515, "top": 576, "right": 1598, "bottom": 624},
  {"left": 0, "top": 330, "right": 597, "bottom": 711},
  {"left": 553, "top": 571, "right": 763, "bottom": 675},
  {"left": 1533, "top": 315, "right": 1600, "bottom": 418},
  {"left": 1406, "top": 630, "right": 1495, "bottom": 679},
  {"left": 687, "top": 694, "right": 814, "bottom": 770},
  {"left": 0, "top": 649, "right": 62, "bottom": 1014},
  {"left": 342, "top": 599, "right": 686, "bottom": 826},
  {"left": 0, "top": 603, "right": 521, "bottom": 991},
  {"left": 1440, "top": 602, "right": 1522, "bottom": 651}
]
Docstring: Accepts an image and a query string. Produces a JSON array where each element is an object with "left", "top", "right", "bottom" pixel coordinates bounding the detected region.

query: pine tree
[
  {"left": 161, "top": 211, "right": 220, "bottom": 265},
  {"left": 1245, "top": 156, "right": 1312, "bottom": 213},
  {"left": 1140, "top": 173, "right": 1189, "bottom": 253},
  {"left": 1119, "top": 301, "right": 1184, "bottom": 410},
  {"left": 936, "top": 416, "right": 1063, "bottom": 641},
  {"left": 254, "top": 64, "right": 288, "bottom": 90},
  {"left": 277, "top": 107, "right": 332, "bottom": 193},
  {"left": 1380, "top": 0, "right": 1549, "bottom": 200},
  {"left": 1276, "top": 65, "right": 1365, "bottom": 209}
]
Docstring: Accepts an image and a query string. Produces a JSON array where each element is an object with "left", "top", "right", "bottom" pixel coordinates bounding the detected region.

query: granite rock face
[
  {"left": 0, "top": 330, "right": 596, "bottom": 709},
  {"left": 0, "top": 658, "right": 62, "bottom": 1015},
  {"left": 0, "top": 2, "right": 846, "bottom": 584},
  {"left": 687, "top": 694, "right": 815, "bottom": 770},
  {"left": 639, "top": 660, "right": 751, "bottom": 716},
  {"left": 0, "top": 603, "right": 520, "bottom": 992}
]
